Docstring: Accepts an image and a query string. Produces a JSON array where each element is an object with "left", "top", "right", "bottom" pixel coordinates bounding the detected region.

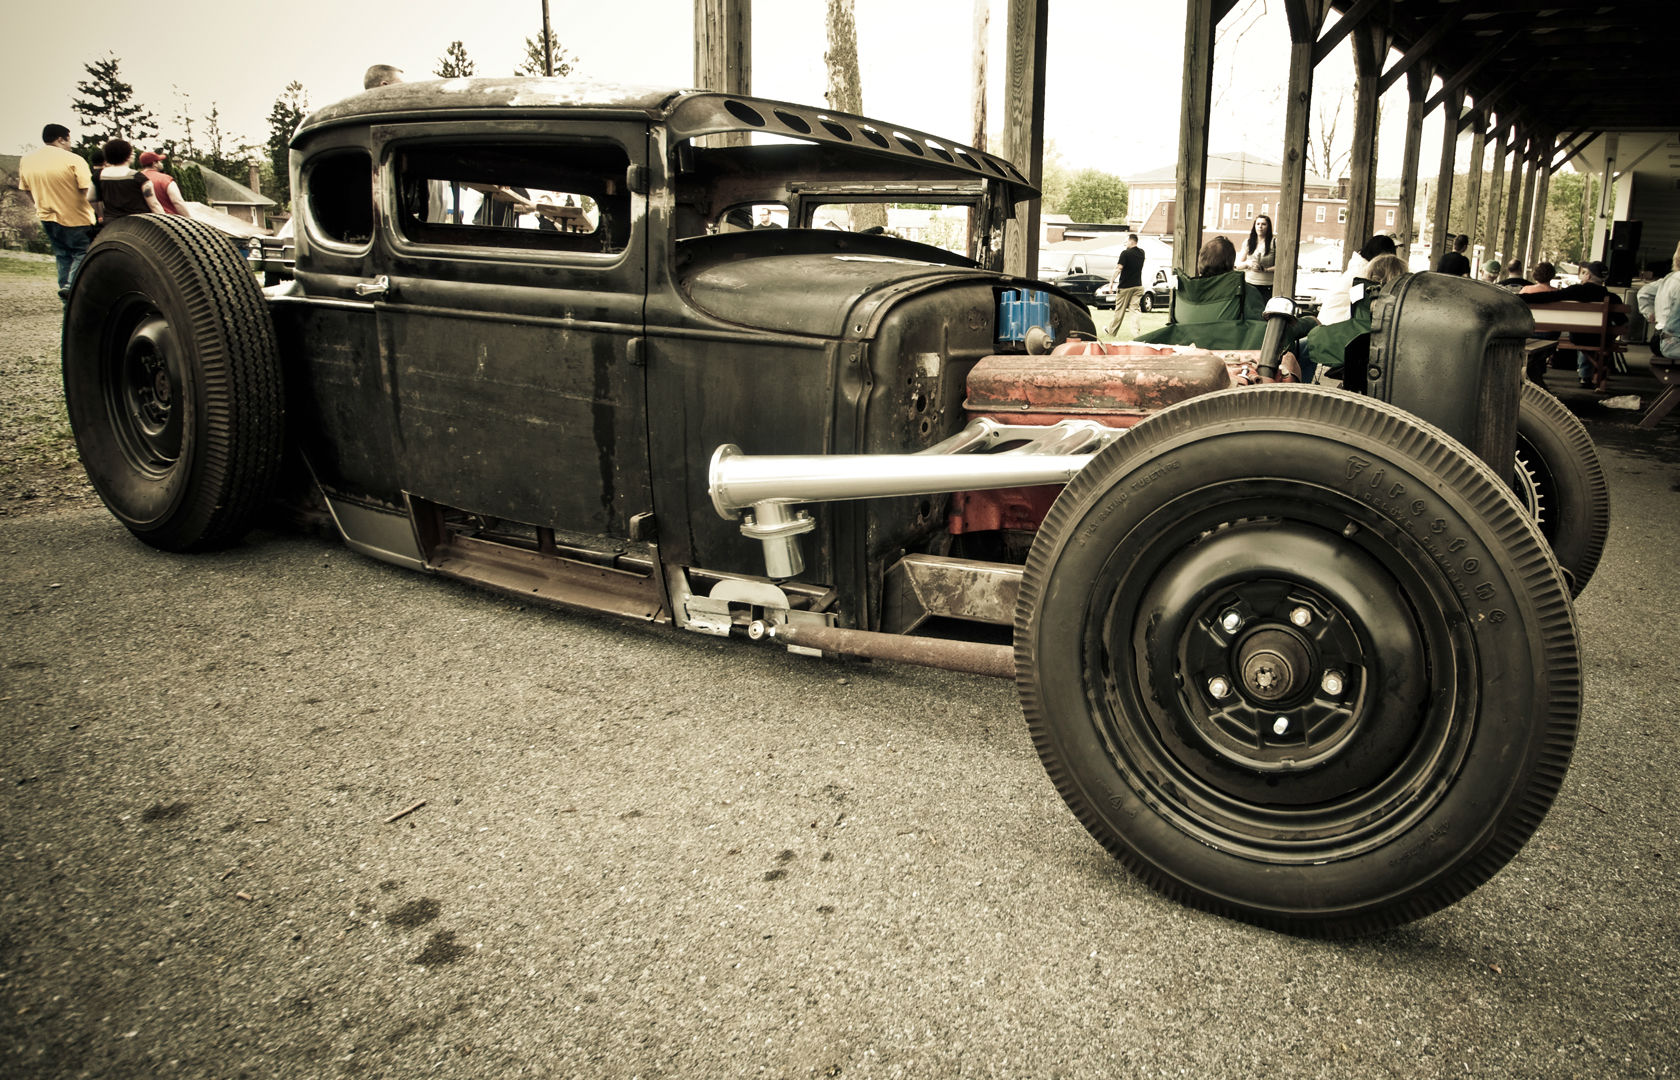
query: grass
[{"left": 0, "top": 252, "right": 57, "bottom": 279}]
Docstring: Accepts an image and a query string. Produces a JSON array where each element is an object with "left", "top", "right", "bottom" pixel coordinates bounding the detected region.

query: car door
[
  {"left": 370, "top": 120, "right": 652, "bottom": 539},
  {"left": 270, "top": 132, "right": 406, "bottom": 506}
]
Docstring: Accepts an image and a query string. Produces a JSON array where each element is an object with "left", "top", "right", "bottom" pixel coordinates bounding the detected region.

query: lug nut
[
  {"left": 1208, "top": 677, "right": 1231, "bottom": 699},
  {"left": 1321, "top": 670, "right": 1345, "bottom": 696},
  {"left": 1289, "top": 606, "right": 1313, "bottom": 627},
  {"left": 1221, "top": 610, "right": 1243, "bottom": 633},
  {"left": 1272, "top": 717, "right": 1289, "bottom": 735}
]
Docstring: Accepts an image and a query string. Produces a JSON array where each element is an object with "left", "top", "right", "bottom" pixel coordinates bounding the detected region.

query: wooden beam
[
  {"left": 1458, "top": 72, "right": 1521, "bottom": 132},
  {"left": 1312, "top": 0, "right": 1383, "bottom": 66},
  {"left": 1483, "top": 124, "right": 1507, "bottom": 260},
  {"left": 1425, "top": 41, "right": 1506, "bottom": 113},
  {"left": 1275, "top": 0, "right": 1331, "bottom": 298},
  {"left": 1394, "top": 62, "right": 1432, "bottom": 259},
  {"left": 1378, "top": 12, "right": 1462, "bottom": 97},
  {"left": 693, "top": 0, "right": 750, "bottom": 93},
  {"left": 1551, "top": 130, "right": 1597, "bottom": 174},
  {"left": 694, "top": 0, "right": 752, "bottom": 147},
  {"left": 1173, "top": 0, "right": 1220, "bottom": 268},
  {"left": 1462, "top": 111, "right": 1487, "bottom": 249},
  {"left": 1515, "top": 135, "right": 1543, "bottom": 269},
  {"left": 1343, "top": 21, "right": 1386, "bottom": 266},
  {"left": 1526, "top": 135, "right": 1554, "bottom": 267},
  {"left": 1430, "top": 86, "right": 1465, "bottom": 269},
  {"left": 1002, "top": 0, "right": 1047, "bottom": 277},
  {"left": 1499, "top": 130, "right": 1526, "bottom": 260}
]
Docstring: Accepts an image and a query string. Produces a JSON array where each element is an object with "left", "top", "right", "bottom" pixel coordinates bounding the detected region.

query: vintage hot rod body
[{"left": 62, "top": 79, "right": 1600, "bottom": 936}]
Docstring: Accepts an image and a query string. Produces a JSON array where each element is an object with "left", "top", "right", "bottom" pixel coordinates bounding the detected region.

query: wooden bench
[{"left": 1526, "top": 299, "right": 1629, "bottom": 383}]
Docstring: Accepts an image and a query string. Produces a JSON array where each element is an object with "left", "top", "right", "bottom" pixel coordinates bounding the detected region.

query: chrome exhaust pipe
[{"left": 707, "top": 419, "right": 1121, "bottom": 579}]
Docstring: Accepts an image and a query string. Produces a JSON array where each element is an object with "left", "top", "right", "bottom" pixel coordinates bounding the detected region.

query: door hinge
[{"left": 627, "top": 336, "right": 646, "bottom": 367}]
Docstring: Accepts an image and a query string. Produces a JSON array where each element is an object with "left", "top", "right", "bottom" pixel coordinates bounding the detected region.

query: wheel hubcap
[{"left": 107, "top": 312, "right": 183, "bottom": 473}]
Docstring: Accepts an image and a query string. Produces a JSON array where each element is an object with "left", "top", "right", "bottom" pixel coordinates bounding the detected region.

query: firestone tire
[
  {"left": 1515, "top": 381, "right": 1608, "bottom": 596},
  {"left": 62, "top": 215, "right": 285, "bottom": 552},
  {"left": 1015, "top": 386, "right": 1580, "bottom": 937}
]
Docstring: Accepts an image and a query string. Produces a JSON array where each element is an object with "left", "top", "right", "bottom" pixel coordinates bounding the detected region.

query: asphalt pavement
[{"left": 2, "top": 375, "right": 1677, "bottom": 1079}]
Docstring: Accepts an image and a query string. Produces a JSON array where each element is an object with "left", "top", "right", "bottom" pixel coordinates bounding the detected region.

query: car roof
[{"left": 294, "top": 77, "right": 1034, "bottom": 198}]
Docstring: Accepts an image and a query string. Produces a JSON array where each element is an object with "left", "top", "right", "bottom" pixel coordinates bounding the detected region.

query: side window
[
  {"left": 306, "top": 151, "right": 374, "bottom": 247},
  {"left": 392, "top": 140, "right": 632, "bottom": 255}
]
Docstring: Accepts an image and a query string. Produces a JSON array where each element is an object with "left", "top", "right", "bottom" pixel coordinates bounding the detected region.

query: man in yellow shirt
[{"left": 18, "top": 124, "right": 96, "bottom": 301}]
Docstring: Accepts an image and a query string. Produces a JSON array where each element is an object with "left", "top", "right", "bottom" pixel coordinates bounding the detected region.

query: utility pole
[{"left": 542, "top": 0, "right": 555, "bottom": 76}]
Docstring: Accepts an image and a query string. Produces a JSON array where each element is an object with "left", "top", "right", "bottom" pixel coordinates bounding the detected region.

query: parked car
[
  {"left": 61, "top": 78, "right": 1596, "bottom": 937},
  {"left": 1045, "top": 268, "right": 1114, "bottom": 308},
  {"left": 1098, "top": 268, "right": 1175, "bottom": 312}
]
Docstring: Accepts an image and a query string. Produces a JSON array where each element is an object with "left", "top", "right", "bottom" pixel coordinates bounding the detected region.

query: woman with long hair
[{"left": 1237, "top": 213, "right": 1276, "bottom": 301}]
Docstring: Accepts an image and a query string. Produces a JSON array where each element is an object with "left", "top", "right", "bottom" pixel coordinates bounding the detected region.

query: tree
[
  {"left": 435, "top": 41, "right": 475, "bottom": 78},
  {"left": 515, "top": 31, "right": 574, "bottom": 76},
  {"left": 266, "top": 82, "right": 309, "bottom": 207},
  {"left": 71, "top": 53, "right": 159, "bottom": 150},
  {"left": 201, "top": 104, "right": 257, "bottom": 182},
  {"left": 1542, "top": 171, "right": 1590, "bottom": 266},
  {"left": 174, "top": 163, "right": 209, "bottom": 205},
  {"left": 823, "top": 0, "right": 885, "bottom": 232},
  {"left": 1059, "top": 169, "right": 1129, "bottom": 224},
  {"left": 1037, "top": 141, "right": 1072, "bottom": 215},
  {"left": 1306, "top": 92, "right": 1349, "bottom": 181}
]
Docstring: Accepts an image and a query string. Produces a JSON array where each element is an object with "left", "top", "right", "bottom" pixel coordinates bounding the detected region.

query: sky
[{"left": 6, "top": 0, "right": 1458, "bottom": 184}]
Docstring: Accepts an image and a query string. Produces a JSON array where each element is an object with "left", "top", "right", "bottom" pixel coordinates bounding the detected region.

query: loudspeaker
[
  {"left": 1608, "top": 220, "right": 1642, "bottom": 285},
  {"left": 1608, "top": 248, "right": 1637, "bottom": 287}
]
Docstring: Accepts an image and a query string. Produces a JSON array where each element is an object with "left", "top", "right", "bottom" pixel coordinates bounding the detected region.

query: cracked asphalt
[{"left": 3, "top": 333, "right": 1678, "bottom": 1078}]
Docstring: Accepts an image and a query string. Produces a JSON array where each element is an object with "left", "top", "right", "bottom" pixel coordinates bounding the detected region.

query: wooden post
[
  {"left": 1394, "top": 64, "right": 1430, "bottom": 261},
  {"left": 1514, "top": 140, "right": 1539, "bottom": 272},
  {"left": 1002, "top": 0, "right": 1047, "bottom": 277},
  {"left": 1342, "top": 21, "right": 1385, "bottom": 268},
  {"left": 694, "top": 0, "right": 752, "bottom": 146},
  {"left": 1462, "top": 112, "right": 1487, "bottom": 250},
  {"left": 1173, "top": 0, "right": 1220, "bottom": 270},
  {"left": 1483, "top": 123, "right": 1507, "bottom": 261},
  {"left": 1430, "top": 86, "right": 1464, "bottom": 274},
  {"left": 971, "top": 0, "right": 989, "bottom": 152},
  {"left": 1499, "top": 131, "right": 1525, "bottom": 262},
  {"left": 1526, "top": 135, "right": 1554, "bottom": 268},
  {"left": 1275, "top": 0, "right": 1330, "bottom": 299}
]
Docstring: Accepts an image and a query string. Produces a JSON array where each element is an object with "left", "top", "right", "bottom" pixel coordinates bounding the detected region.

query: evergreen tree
[
  {"left": 515, "top": 31, "right": 574, "bottom": 76},
  {"left": 265, "top": 82, "right": 309, "bottom": 207},
  {"left": 71, "top": 53, "right": 159, "bottom": 150},
  {"left": 435, "top": 41, "right": 475, "bottom": 78},
  {"left": 175, "top": 163, "right": 209, "bottom": 205},
  {"left": 201, "top": 104, "right": 249, "bottom": 180}
]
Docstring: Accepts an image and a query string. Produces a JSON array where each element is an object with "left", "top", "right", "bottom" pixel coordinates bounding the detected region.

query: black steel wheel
[
  {"left": 63, "top": 215, "right": 285, "bottom": 551},
  {"left": 1514, "top": 381, "right": 1608, "bottom": 596},
  {"left": 1015, "top": 386, "right": 1580, "bottom": 937}
]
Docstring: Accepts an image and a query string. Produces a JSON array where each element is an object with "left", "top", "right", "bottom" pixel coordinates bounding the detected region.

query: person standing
[
  {"left": 1236, "top": 214, "right": 1276, "bottom": 301},
  {"left": 1104, "top": 232, "right": 1147, "bottom": 336},
  {"left": 93, "top": 140, "right": 166, "bottom": 221},
  {"left": 1636, "top": 241, "right": 1680, "bottom": 359},
  {"left": 1437, "top": 233, "right": 1472, "bottom": 276},
  {"left": 137, "top": 151, "right": 191, "bottom": 216},
  {"left": 17, "top": 124, "right": 96, "bottom": 301}
]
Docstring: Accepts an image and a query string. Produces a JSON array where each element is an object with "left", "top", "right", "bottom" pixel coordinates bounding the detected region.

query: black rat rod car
[{"left": 62, "top": 79, "right": 1604, "bottom": 937}]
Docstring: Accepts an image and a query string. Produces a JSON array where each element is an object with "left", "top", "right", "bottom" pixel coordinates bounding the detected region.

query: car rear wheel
[
  {"left": 1015, "top": 386, "right": 1579, "bottom": 937},
  {"left": 63, "top": 215, "right": 285, "bottom": 551},
  {"left": 1513, "top": 381, "right": 1608, "bottom": 596},
  {"left": 1139, "top": 293, "right": 1155, "bottom": 313}
]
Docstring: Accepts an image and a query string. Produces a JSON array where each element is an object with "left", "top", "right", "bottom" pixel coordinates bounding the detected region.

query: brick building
[{"left": 1126, "top": 151, "right": 1402, "bottom": 245}]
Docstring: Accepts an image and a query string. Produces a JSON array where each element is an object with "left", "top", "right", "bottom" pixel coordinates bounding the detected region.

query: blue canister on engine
[{"left": 997, "top": 289, "right": 1051, "bottom": 345}]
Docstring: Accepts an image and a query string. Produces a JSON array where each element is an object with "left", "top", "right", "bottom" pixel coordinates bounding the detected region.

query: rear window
[
  {"left": 392, "top": 141, "right": 632, "bottom": 257},
  {"left": 305, "top": 151, "right": 375, "bottom": 248}
]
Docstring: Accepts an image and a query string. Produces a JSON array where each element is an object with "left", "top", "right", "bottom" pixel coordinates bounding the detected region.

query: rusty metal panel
[{"left": 966, "top": 347, "right": 1234, "bottom": 424}]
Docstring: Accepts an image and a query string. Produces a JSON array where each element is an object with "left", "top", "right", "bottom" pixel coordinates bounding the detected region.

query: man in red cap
[{"left": 137, "top": 151, "right": 191, "bottom": 216}]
